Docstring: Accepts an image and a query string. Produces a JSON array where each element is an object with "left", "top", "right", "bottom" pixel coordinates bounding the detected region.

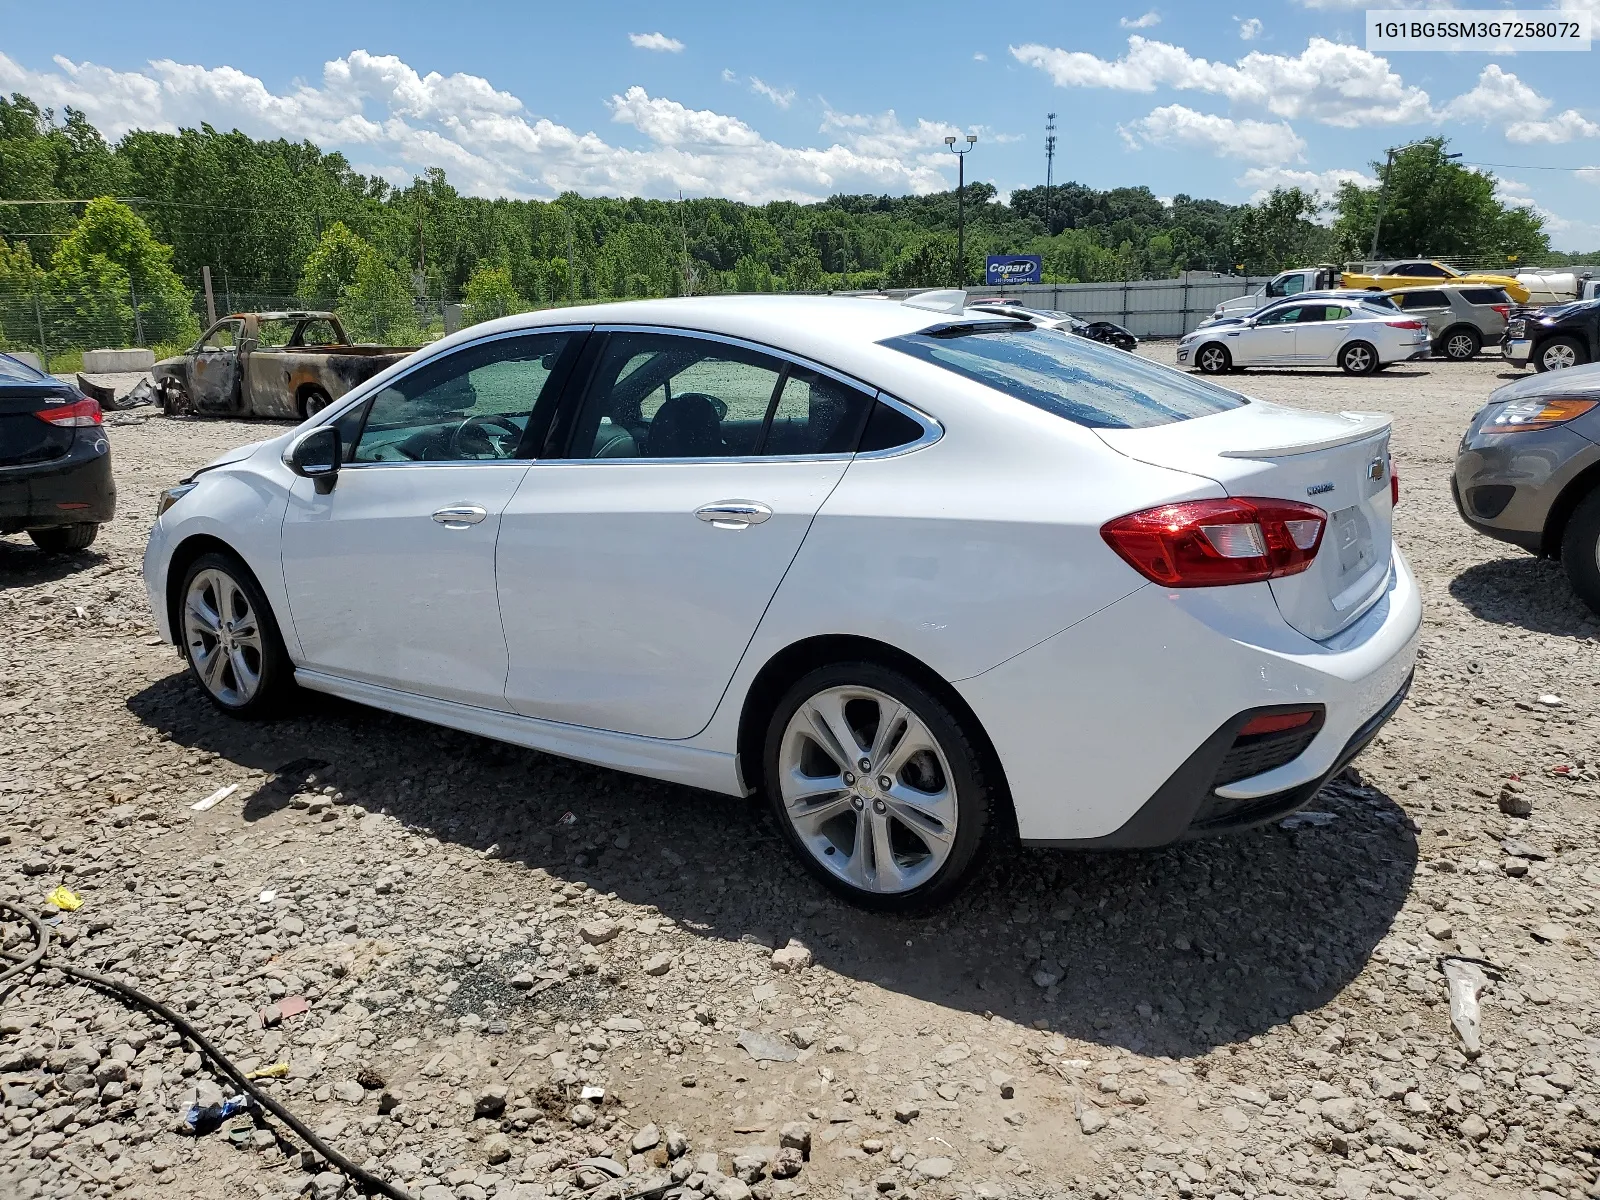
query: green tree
[
  {"left": 50, "top": 197, "right": 196, "bottom": 345},
  {"left": 1234, "top": 187, "right": 1335, "bottom": 274},
  {"left": 463, "top": 263, "right": 524, "bottom": 324},
  {"left": 1331, "top": 137, "right": 1549, "bottom": 262},
  {"left": 731, "top": 254, "right": 774, "bottom": 293},
  {"left": 341, "top": 254, "right": 418, "bottom": 343},
  {"left": 299, "top": 221, "right": 375, "bottom": 303}
]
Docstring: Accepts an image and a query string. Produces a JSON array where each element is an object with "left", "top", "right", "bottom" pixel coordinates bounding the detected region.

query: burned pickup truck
[{"left": 152, "top": 312, "right": 417, "bottom": 420}]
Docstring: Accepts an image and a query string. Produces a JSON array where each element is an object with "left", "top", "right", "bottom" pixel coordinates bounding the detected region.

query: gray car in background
[
  {"left": 1453, "top": 362, "right": 1600, "bottom": 612},
  {"left": 1384, "top": 285, "right": 1511, "bottom": 361}
]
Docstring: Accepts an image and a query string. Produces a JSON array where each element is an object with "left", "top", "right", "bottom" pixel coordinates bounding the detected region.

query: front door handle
[
  {"left": 433, "top": 505, "right": 488, "bottom": 528},
  {"left": 695, "top": 500, "right": 772, "bottom": 529}
]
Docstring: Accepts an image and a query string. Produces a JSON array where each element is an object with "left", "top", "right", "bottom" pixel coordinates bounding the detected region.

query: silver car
[
  {"left": 1383, "top": 285, "right": 1510, "bottom": 361},
  {"left": 1453, "top": 362, "right": 1600, "bottom": 613},
  {"left": 1178, "top": 298, "right": 1429, "bottom": 376}
]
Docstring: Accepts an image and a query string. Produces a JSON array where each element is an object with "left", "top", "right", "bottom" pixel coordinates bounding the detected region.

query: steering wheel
[{"left": 450, "top": 412, "right": 524, "bottom": 459}]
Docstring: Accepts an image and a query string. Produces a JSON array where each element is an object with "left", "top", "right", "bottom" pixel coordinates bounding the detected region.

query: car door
[
  {"left": 1240, "top": 305, "right": 1302, "bottom": 364},
  {"left": 1395, "top": 290, "right": 1450, "bottom": 344},
  {"left": 1291, "top": 303, "right": 1347, "bottom": 363},
  {"left": 279, "top": 328, "right": 584, "bottom": 708},
  {"left": 189, "top": 318, "right": 244, "bottom": 414},
  {"left": 496, "top": 328, "right": 877, "bottom": 739}
]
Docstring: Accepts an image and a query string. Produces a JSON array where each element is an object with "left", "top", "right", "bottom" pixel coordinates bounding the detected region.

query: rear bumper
[
  {"left": 956, "top": 548, "right": 1421, "bottom": 845},
  {"left": 0, "top": 439, "right": 116, "bottom": 534}
]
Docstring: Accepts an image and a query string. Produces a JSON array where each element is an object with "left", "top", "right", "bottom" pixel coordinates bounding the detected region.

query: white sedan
[
  {"left": 1179, "top": 299, "right": 1429, "bottom": 375},
  {"left": 144, "top": 293, "right": 1420, "bottom": 909}
]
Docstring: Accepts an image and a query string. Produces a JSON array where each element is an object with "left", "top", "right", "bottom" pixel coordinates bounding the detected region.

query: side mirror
[{"left": 283, "top": 425, "right": 341, "bottom": 494}]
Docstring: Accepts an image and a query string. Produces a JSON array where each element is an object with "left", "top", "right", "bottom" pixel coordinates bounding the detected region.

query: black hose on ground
[{"left": 0, "top": 898, "right": 681, "bottom": 1200}]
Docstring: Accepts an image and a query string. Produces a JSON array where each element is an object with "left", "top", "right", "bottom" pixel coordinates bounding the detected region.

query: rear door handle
[
  {"left": 695, "top": 500, "right": 772, "bottom": 529},
  {"left": 432, "top": 505, "right": 488, "bottom": 528}
]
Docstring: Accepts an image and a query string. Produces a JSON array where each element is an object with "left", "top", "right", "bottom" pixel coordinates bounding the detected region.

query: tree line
[{"left": 0, "top": 92, "right": 1569, "bottom": 353}]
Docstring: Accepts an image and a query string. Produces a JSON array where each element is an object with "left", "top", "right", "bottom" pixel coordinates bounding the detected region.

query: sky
[{"left": 1, "top": 0, "right": 1598, "bottom": 248}]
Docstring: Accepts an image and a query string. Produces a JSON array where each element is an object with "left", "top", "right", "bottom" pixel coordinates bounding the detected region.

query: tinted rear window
[
  {"left": 883, "top": 325, "right": 1245, "bottom": 429},
  {"left": 1460, "top": 288, "right": 1509, "bottom": 305},
  {"left": 1398, "top": 291, "right": 1449, "bottom": 308}
]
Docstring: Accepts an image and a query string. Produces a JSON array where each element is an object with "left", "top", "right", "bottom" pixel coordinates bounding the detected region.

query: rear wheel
[
  {"left": 1196, "top": 343, "right": 1231, "bottom": 374},
  {"left": 179, "top": 552, "right": 294, "bottom": 717},
  {"left": 1561, "top": 488, "right": 1600, "bottom": 616},
  {"left": 299, "top": 388, "right": 333, "bottom": 420},
  {"left": 763, "top": 662, "right": 998, "bottom": 911},
  {"left": 28, "top": 524, "right": 98, "bottom": 554},
  {"left": 159, "top": 377, "right": 189, "bottom": 416},
  {"left": 1442, "top": 327, "right": 1481, "bottom": 361},
  {"left": 1340, "top": 341, "right": 1378, "bottom": 376},
  {"left": 1535, "top": 337, "right": 1586, "bottom": 372}
]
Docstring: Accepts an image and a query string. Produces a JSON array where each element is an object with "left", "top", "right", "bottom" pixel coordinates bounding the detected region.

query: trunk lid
[
  {"left": 0, "top": 373, "right": 81, "bottom": 468},
  {"left": 1097, "top": 400, "right": 1394, "bottom": 641}
]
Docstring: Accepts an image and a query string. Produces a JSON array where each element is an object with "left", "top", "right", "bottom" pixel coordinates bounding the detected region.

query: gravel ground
[{"left": 2, "top": 349, "right": 1597, "bottom": 1200}]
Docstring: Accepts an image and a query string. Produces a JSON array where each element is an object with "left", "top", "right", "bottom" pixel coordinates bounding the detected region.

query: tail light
[
  {"left": 1386, "top": 319, "right": 1425, "bottom": 330},
  {"left": 1238, "top": 709, "right": 1318, "bottom": 737},
  {"left": 1491, "top": 305, "right": 1509, "bottom": 319},
  {"left": 1101, "top": 498, "right": 1327, "bottom": 587},
  {"left": 34, "top": 398, "right": 103, "bottom": 427}
]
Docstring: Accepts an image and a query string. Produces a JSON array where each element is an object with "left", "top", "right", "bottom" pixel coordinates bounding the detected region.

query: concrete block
[{"left": 82, "top": 348, "right": 156, "bottom": 372}]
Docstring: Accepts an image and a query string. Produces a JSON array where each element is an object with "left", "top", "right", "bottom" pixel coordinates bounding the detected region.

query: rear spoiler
[{"left": 1218, "top": 411, "right": 1392, "bottom": 458}]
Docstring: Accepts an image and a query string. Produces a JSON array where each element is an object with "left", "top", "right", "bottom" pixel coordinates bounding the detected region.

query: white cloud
[
  {"left": 720, "top": 67, "right": 737, "bottom": 83},
  {"left": 748, "top": 77, "right": 796, "bottom": 109},
  {"left": 1444, "top": 65, "right": 1600, "bottom": 143},
  {"left": 1010, "top": 35, "right": 1433, "bottom": 127},
  {"left": 0, "top": 49, "right": 960, "bottom": 203},
  {"left": 628, "top": 32, "right": 685, "bottom": 53},
  {"left": 1120, "top": 104, "right": 1305, "bottom": 165},
  {"left": 1236, "top": 165, "right": 1376, "bottom": 203},
  {"left": 1238, "top": 17, "right": 1263, "bottom": 40},
  {"left": 973, "top": 51, "right": 988, "bottom": 61},
  {"left": 1120, "top": 11, "right": 1161, "bottom": 28}
]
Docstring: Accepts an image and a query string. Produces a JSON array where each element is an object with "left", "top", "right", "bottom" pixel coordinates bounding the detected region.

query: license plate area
[{"left": 1332, "top": 504, "right": 1375, "bottom": 578}]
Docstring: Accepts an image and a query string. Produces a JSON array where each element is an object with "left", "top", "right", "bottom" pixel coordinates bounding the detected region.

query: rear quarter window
[{"left": 882, "top": 324, "right": 1245, "bottom": 429}]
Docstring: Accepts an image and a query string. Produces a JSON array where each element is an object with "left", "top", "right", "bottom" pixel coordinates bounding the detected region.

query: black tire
[
  {"left": 27, "top": 524, "right": 98, "bottom": 554},
  {"left": 1339, "top": 341, "right": 1379, "bottom": 376},
  {"left": 1561, "top": 488, "right": 1600, "bottom": 617},
  {"left": 299, "top": 388, "right": 333, "bottom": 420},
  {"left": 177, "top": 551, "right": 295, "bottom": 717},
  {"left": 1441, "top": 327, "right": 1480, "bottom": 361},
  {"left": 159, "top": 378, "right": 188, "bottom": 417},
  {"left": 761, "top": 661, "right": 1000, "bottom": 912},
  {"left": 1195, "top": 343, "right": 1232, "bottom": 374},
  {"left": 1534, "top": 336, "right": 1587, "bottom": 373}
]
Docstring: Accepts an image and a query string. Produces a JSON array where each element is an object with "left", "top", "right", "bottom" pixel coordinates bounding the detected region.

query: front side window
[
  {"left": 351, "top": 332, "right": 573, "bottom": 463},
  {"left": 199, "top": 320, "right": 242, "bottom": 352},
  {"left": 883, "top": 325, "right": 1245, "bottom": 430},
  {"left": 1280, "top": 275, "right": 1307, "bottom": 296},
  {"left": 568, "top": 333, "right": 785, "bottom": 459},
  {"left": 1256, "top": 306, "right": 1303, "bottom": 326},
  {"left": 1399, "top": 263, "right": 1448, "bottom": 278}
]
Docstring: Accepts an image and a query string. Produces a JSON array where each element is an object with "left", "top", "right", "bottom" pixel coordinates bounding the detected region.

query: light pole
[
  {"left": 944, "top": 133, "right": 978, "bottom": 286},
  {"left": 1369, "top": 142, "right": 1462, "bottom": 260}
]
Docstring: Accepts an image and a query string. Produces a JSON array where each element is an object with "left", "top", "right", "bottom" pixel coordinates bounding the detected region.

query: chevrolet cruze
[{"left": 145, "top": 294, "right": 1420, "bottom": 909}]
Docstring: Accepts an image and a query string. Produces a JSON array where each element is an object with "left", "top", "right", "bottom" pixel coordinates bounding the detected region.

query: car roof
[
  {"left": 225, "top": 311, "right": 339, "bottom": 321},
  {"left": 444, "top": 295, "right": 961, "bottom": 366}
]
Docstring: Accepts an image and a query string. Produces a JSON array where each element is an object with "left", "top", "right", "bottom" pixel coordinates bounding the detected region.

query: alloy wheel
[
  {"left": 1344, "top": 345, "right": 1373, "bottom": 373},
  {"left": 777, "top": 685, "right": 958, "bottom": 895},
  {"left": 1542, "top": 343, "right": 1578, "bottom": 370},
  {"left": 1198, "top": 346, "right": 1227, "bottom": 373},
  {"left": 183, "top": 568, "right": 265, "bottom": 707},
  {"left": 1446, "top": 333, "right": 1476, "bottom": 360}
]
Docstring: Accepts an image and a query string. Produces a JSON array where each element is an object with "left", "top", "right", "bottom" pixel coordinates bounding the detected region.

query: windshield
[{"left": 883, "top": 325, "right": 1246, "bottom": 429}]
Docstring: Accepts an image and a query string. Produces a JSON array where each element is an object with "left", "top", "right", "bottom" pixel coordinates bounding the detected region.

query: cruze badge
[{"left": 1306, "top": 482, "right": 1336, "bottom": 496}]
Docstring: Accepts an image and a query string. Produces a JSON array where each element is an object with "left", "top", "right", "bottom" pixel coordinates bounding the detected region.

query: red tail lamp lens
[
  {"left": 1101, "top": 498, "right": 1327, "bottom": 587},
  {"left": 1238, "top": 710, "right": 1318, "bottom": 737}
]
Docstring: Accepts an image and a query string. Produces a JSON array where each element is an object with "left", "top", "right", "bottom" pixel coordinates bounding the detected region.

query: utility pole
[
  {"left": 944, "top": 133, "right": 979, "bottom": 287},
  {"left": 1044, "top": 113, "right": 1057, "bottom": 236}
]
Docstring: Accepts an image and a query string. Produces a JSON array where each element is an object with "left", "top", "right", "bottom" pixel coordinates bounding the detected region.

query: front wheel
[
  {"left": 179, "top": 552, "right": 294, "bottom": 717},
  {"left": 1562, "top": 488, "right": 1600, "bottom": 616},
  {"left": 28, "top": 524, "right": 98, "bottom": 554},
  {"left": 1195, "top": 343, "right": 1231, "bottom": 374},
  {"left": 763, "top": 663, "right": 999, "bottom": 911},
  {"left": 1340, "top": 341, "right": 1378, "bottom": 376},
  {"left": 1535, "top": 336, "right": 1587, "bottom": 372},
  {"left": 299, "top": 388, "right": 333, "bottom": 419}
]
